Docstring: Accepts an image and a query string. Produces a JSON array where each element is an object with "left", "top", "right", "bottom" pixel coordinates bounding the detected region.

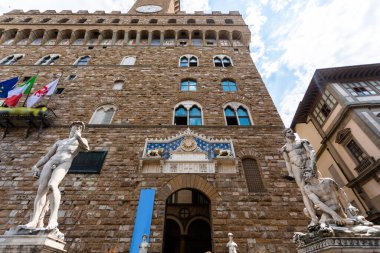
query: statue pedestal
[
  {"left": 297, "top": 237, "right": 380, "bottom": 253},
  {"left": 0, "top": 226, "right": 66, "bottom": 253}
]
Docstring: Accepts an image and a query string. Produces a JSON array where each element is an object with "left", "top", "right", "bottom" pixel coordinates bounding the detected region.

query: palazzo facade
[{"left": 0, "top": 0, "right": 307, "bottom": 252}]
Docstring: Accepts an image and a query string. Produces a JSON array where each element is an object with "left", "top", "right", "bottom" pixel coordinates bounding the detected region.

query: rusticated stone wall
[{"left": 0, "top": 8, "right": 308, "bottom": 253}]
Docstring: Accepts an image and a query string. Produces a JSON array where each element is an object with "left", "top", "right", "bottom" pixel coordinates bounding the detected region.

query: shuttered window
[{"left": 242, "top": 158, "right": 265, "bottom": 192}]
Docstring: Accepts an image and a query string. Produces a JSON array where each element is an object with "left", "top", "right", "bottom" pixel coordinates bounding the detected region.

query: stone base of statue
[
  {"left": 294, "top": 224, "right": 380, "bottom": 253},
  {"left": 297, "top": 237, "right": 380, "bottom": 253},
  {"left": 0, "top": 226, "right": 66, "bottom": 253}
]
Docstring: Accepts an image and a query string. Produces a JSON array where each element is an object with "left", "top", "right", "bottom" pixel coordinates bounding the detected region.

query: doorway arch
[{"left": 163, "top": 188, "right": 212, "bottom": 253}]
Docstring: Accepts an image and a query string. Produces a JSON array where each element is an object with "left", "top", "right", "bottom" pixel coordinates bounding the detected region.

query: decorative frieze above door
[{"left": 140, "top": 129, "right": 237, "bottom": 174}]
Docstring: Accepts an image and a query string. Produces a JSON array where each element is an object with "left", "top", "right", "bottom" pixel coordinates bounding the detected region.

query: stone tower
[{"left": 0, "top": 0, "right": 307, "bottom": 252}]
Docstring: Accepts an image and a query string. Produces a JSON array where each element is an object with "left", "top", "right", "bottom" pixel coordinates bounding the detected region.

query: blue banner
[{"left": 130, "top": 189, "right": 156, "bottom": 253}]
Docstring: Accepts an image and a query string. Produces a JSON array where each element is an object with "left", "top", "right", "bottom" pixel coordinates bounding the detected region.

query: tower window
[
  {"left": 181, "top": 79, "right": 197, "bottom": 91},
  {"left": 22, "top": 18, "right": 32, "bottom": 23},
  {"left": 179, "top": 55, "right": 198, "bottom": 67},
  {"left": 40, "top": 18, "right": 51, "bottom": 23},
  {"left": 225, "top": 19, "right": 234, "bottom": 24},
  {"left": 78, "top": 18, "right": 87, "bottom": 23},
  {"left": 0, "top": 54, "right": 24, "bottom": 65},
  {"left": 113, "top": 80, "right": 124, "bottom": 90},
  {"left": 96, "top": 19, "right": 105, "bottom": 23},
  {"left": 121, "top": 56, "right": 136, "bottom": 66},
  {"left": 131, "top": 19, "right": 139, "bottom": 24},
  {"left": 214, "top": 55, "right": 233, "bottom": 67},
  {"left": 168, "top": 19, "right": 176, "bottom": 24},
  {"left": 149, "top": 19, "right": 158, "bottom": 24},
  {"left": 221, "top": 79, "right": 237, "bottom": 92},
  {"left": 2, "top": 18, "right": 13, "bottom": 22},
  {"left": 206, "top": 19, "right": 215, "bottom": 24},
  {"left": 224, "top": 103, "right": 252, "bottom": 126},
  {"left": 187, "top": 19, "right": 196, "bottom": 24},
  {"left": 66, "top": 74, "right": 77, "bottom": 81},
  {"left": 112, "top": 19, "right": 120, "bottom": 23},
  {"left": 58, "top": 18, "right": 69, "bottom": 23},
  {"left": 36, "top": 54, "right": 60, "bottom": 65},
  {"left": 74, "top": 55, "right": 90, "bottom": 66}
]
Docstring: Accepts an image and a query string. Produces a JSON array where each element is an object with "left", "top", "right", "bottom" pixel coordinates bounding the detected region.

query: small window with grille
[{"left": 242, "top": 158, "right": 265, "bottom": 192}]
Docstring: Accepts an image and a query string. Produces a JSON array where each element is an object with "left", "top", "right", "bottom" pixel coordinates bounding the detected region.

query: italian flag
[
  {"left": 26, "top": 79, "right": 59, "bottom": 108},
  {"left": 4, "top": 76, "right": 37, "bottom": 107}
]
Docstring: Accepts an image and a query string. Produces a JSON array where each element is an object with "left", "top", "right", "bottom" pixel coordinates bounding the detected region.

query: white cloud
[
  {"left": 245, "top": 2, "right": 267, "bottom": 62},
  {"left": 181, "top": 0, "right": 210, "bottom": 13},
  {"left": 259, "top": 0, "right": 380, "bottom": 126}
]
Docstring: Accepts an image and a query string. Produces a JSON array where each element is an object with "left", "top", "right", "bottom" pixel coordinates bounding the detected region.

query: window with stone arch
[
  {"left": 121, "top": 56, "right": 136, "bottom": 66},
  {"left": 89, "top": 104, "right": 116, "bottom": 125},
  {"left": 35, "top": 54, "right": 60, "bottom": 65},
  {"left": 179, "top": 55, "right": 199, "bottom": 67},
  {"left": 74, "top": 55, "right": 90, "bottom": 66},
  {"left": 180, "top": 79, "right": 197, "bottom": 91},
  {"left": 213, "top": 55, "right": 233, "bottom": 67},
  {"left": 221, "top": 79, "right": 237, "bottom": 92},
  {"left": 0, "top": 54, "right": 24, "bottom": 65},
  {"left": 242, "top": 158, "right": 265, "bottom": 192},
  {"left": 174, "top": 101, "right": 203, "bottom": 126},
  {"left": 223, "top": 102, "right": 253, "bottom": 126}
]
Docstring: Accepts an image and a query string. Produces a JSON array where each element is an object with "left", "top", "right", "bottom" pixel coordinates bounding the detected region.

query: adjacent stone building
[
  {"left": 291, "top": 63, "right": 380, "bottom": 224},
  {"left": 0, "top": 0, "right": 308, "bottom": 252}
]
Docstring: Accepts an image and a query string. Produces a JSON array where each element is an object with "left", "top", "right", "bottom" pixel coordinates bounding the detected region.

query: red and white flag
[{"left": 26, "top": 79, "right": 59, "bottom": 108}]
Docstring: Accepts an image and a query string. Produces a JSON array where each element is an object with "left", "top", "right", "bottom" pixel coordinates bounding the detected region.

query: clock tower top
[{"left": 128, "top": 0, "right": 180, "bottom": 14}]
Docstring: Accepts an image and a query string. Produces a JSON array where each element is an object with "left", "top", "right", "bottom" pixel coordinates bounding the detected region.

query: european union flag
[{"left": 0, "top": 77, "right": 18, "bottom": 98}]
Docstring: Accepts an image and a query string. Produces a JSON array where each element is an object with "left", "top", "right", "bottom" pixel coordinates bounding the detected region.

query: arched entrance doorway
[{"left": 163, "top": 189, "right": 212, "bottom": 253}]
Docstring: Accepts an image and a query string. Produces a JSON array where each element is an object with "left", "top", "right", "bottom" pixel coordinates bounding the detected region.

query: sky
[{"left": 0, "top": 0, "right": 379, "bottom": 126}]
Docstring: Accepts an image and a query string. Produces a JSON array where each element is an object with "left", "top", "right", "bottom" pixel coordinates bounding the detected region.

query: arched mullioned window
[
  {"left": 0, "top": 54, "right": 24, "bottom": 65},
  {"left": 174, "top": 101, "right": 203, "bottom": 126},
  {"left": 242, "top": 158, "right": 265, "bottom": 192},
  {"left": 74, "top": 55, "right": 90, "bottom": 66},
  {"left": 180, "top": 79, "right": 197, "bottom": 91},
  {"left": 214, "top": 55, "right": 233, "bottom": 67},
  {"left": 223, "top": 103, "right": 252, "bottom": 126},
  {"left": 221, "top": 79, "right": 237, "bottom": 92},
  {"left": 36, "top": 54, "right": 60, "bottom": 65},
  {"left": 179, "top": 55, "right": 198, "bottom": 67},
  {"left": 89, "top": 104, "right": 116, "bottom": 124}
]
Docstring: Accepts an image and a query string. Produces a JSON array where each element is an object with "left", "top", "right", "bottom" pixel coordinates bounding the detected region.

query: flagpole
[
  {"left": 45, "top": 73, "right": 63, "bottom": 108},
  {"left": 22, "top": 73, "right": 39, "bottom": 107}
]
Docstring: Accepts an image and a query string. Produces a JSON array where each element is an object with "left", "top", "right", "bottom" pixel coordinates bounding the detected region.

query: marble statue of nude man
[
  {"left": 23, "top": 121, "right": 89, "bottom": 230},
  {"left": 281, "top": 128, "right": 318, "bottom": 226},
  {"left": 226, "top": 232, "right": 238, "bottom": 253},
  {"left": 138, "top": 234, "right": 150, "bottom": 253},
  {"left": 302, "top": 166, "right": 366, "bottom": 227}
]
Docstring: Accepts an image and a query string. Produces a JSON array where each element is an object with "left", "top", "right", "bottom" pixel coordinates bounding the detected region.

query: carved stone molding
[
  {"left": 335, "top": 128, "right": 352, "bottom": 145},
  {"left": 297, "top": 237, "right": 380, "bottom": 253}
]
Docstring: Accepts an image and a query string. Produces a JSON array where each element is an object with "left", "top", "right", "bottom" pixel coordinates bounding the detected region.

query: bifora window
[
  {"left": 224, "top": 104, "right": 252, "bottom": 126},
  {"left": 179, "top": 55, "right": 198, "bottom": 67},
  {"left": 89, "top": 105, "right": 116, "bottom": 124},
  {"left": 221, "top": 79, "right": 237, "bottom": 92},
  {"left": 181, "top": 79, "right": 197, "bottom": 91},
  {"left": 0, "top": 54, "right": 24, "bottom": 65},
  {"left": 174, "top": 103, "right": 202, "bottom": 126},
  {"left": 36, "top": 54, "right": 60, "bottom": 65},
  {"left": 342, "top": 81, "right": 379, "bottom": 96},
  {"left": 213, "top": 55, "right": 232, "bottom": 67},
  {"left": 312, "top": 89, "right": 337, "bottom": 125}
]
